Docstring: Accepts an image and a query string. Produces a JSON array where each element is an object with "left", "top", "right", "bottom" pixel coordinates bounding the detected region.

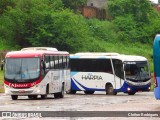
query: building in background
[
  {"left": 80, "top": 0, "right": 107, "bottom": 19},
  {"left": 80, "top": 0, "right": 159, "bottom": 20},
  {"left": 87, "top": 0, "right": 107, "bottom": 9}
]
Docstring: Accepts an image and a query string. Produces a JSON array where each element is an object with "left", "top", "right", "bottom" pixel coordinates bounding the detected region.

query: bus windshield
[
  {"left": 124, "top": 61, "right": 150, "bottom": 81},
  {"left": 5, "top": 58, "right": 40, "bottom": 83}
]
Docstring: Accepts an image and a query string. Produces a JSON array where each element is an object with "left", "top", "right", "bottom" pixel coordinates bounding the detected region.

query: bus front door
[{"left": 112, "top": 59, "right": 124, "bottom": 89}]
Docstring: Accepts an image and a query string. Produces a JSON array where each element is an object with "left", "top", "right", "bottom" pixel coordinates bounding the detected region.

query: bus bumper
[
  {"left": 115, "top": 82, "right": 151, "bottom": 93},
  {"left": 4, "top": 85, "right": 45, "bottom": 96}
]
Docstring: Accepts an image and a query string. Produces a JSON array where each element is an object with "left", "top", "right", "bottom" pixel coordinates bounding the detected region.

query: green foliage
[
  {"left": 107, "top": 0, "right": 159, "bottom": 43},
  {"left": 0, "top": 0, "right": 91, "bottom": 52},
  {"left": 0, "top": 71, "right": 4, "bottom": 93},
  {"left": 61, "top": 0, "right": 87, "bottom": 10},
  {"left": 112, "top": 15, "right": 139, "bottom": 42},
  {"left": 27, "top": 9, "right": 91, "bottom": 52},
  {"left": 107, "top": 0, "right": 153, "bottom": 23},
  {"left": 0, "top": 0, "right": 15, "bottom": 15},
  {"left": 0, "top": 71, "right": 4, "bottom": 85},
  {"left": 0, "top": 0, "right": 156, "bottom": 73},
  {"left": 86, "top": 19, "right": 118, "bottom": 42}
]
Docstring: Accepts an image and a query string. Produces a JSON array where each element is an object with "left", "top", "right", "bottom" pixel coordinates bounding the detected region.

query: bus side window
[
  {"left": 45, "top": 55, "right": 50, "bottom": 69},
  {"left": 62, "top": 56, "right": 65, "bottom": 69},
  {"left": 67, "top": 56, "right": 69, "bottom": 69},
  {"left": 57, "top": 56, "right": 60, "bottom": 69},
  {"left": 50, "top": 56, "right": 54, "bottom": 69},
  {"left": 59, "top": 56, "right": 62, "bottom": 69},
  {"left": 61, "top": 56, "right": 65, "bottom": 69},
  {"left": 105, "top": 59, "right": 113, "bottom": 74},
  {"left": 54, "top": 56, "right": 58, "bottom": 69}
]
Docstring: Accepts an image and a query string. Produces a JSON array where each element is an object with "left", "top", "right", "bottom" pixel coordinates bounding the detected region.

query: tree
[
  {"left": 61, "top": 0, "right": 87, "bottom": 10},
  {"left": 0, "top": 0, "right": 16, "bottom": 15},
  {"left": 26, "top": 9, "right": 91, "bottom": 52},
  {"left": 0, "top": 0, "right": 92, "bottom": 52},
  {"left": 107, "top": 0, "right": 154, "bottom": 24},
  {"left": 107, "top": 0, "right": 159, "bottom": 43}
]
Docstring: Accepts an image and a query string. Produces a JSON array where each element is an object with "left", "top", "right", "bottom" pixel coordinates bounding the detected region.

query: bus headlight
[
  {"left": 148, "top": 87, "right": 151, "bottom": 90},
  {"left": 127, "top": 87, "right": 131, "bottom": 91},
  {"left": 37, "top": 89, "right": 41, "bottom": 93},
  {"left": 5, "top": 89, "right": 8, "bottom": 94}
]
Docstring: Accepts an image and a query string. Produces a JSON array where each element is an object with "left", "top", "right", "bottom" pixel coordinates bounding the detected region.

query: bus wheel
[
  {"left": 28, "top": 95, "right": 33, "bottom": 99},
  {"left": 84, "top": 91, "right": 95, "bottom": 94},
  {"left": 11, "top": 95, "right": 18, "bottom": 100},
  {"left": 32, "top": 95, "right": 37, "bottom": 99},
  {"left": 41, "top": 86, "right": 49, "bottom": 99},
  {"left": 54, "top": 93, "right": 60, "bottom": 98},
  {"left": 41, "top": 95, "right": 47, "bottom": 99},
  {"left": 70, "top": 90, "right": 76, "bottom": 94},
  {"left": 59, "top": 84, "right": 64, "bottom": 98},
  {"left": 128, "top": 92, "right": 136, "bottom": 95},
  {"left": 106, "top": 84, "right": 115, "bottom": 95},
  {"left": 114, "top": 92, "right": 117, "bottom": 95}
]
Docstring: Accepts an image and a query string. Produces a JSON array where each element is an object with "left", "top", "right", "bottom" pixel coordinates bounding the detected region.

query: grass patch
[
  {"left": 0, "top": 87, "right": 4, "bottom": 93},
  {"left": 0, "top": 70, "right": 4, "bottom": 85},
  {"left": 0, "top": 70, "right": 4, "bottom": 93}
]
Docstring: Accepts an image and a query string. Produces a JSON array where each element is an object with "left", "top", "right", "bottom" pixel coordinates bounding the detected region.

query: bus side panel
[
  {"left": 154, "top": 77, "right": 160, "bottom": 99},
  {"left": 48, "top": 70, "right": 61, "bottom": 93},
  {"left": 114, "top": 77, "right": 124, "bottom": 90},
  {"left": 64, "top": 69, "right": 71, "bottom": 92},
  {"left": 71, "top": 72, "right": 116, "bottom": 91},
  {"left": 153, "top": 35, "right": 160, "bottom": 99}
]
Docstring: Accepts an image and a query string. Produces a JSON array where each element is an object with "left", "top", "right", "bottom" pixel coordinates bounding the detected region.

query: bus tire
[
  {"left": 32, "top": 95, "right": 37, "bottom": 99},
  {"left": 114, "top": 92, "right": 117, "bottom": 95},
  {"left": 41, "top": 95, "right": 47, "bottom": 99},
  {"left": 84, "top": 91, "right": 95, "bottom": 94},
  {"left": 66, "top": 90, "right": 70, "bottom": 94},
  {"left": 59, "top": 84, "right": 64, "bottom": 98},
  {"left": 70, "top": 90, "right": 76, "bottom": 94},
  {"left": 54, "top": 93, "right": 60, "bottom": 98},
  {"left": 106, "top": 84, "right": 115, "bottom": 95},
  {"left": 28, "top": 95, "right": 33, "bottom": 99},
  {"left": 128, "top": 92, "right": 136, "bottom": 95},
  {"left": 11, "top": 95, "right": 18, "bottom": 100},
  {"left": 41, "top": 85, "right": 49, "bottom": 99}
]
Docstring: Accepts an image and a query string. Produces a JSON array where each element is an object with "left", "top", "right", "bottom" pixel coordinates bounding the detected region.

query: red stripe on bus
[{"left": 4, "top": 79, "right": 42, "bottom": 88}]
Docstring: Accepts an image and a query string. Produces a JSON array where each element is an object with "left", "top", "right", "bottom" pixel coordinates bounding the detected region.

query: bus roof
[
  {"left": 70, "top": 52, "right": 147, "bottom": 62},
  {"left": 112, "top": 55, "right": 147, "bottom": 62},
  {"left": 5, "top": 50, "right": 69, "bottom": 58},
  {"left": 21, "top": 47, "right": 58, "bottom": 51},
  {"left": 74, "top": 52, "right": 120, "bottom": 56}
]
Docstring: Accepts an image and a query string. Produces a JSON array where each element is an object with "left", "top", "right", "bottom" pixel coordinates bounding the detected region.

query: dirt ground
[{"left": 0, "top": 91, "right": 160, "bottom": 120}]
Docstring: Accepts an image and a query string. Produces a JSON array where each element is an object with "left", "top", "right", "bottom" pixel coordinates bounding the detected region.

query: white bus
[
  {"left": 70, "top": 52, "right": 151, "bottom": 95},
  {"left": 4, "top": 47, "right": 70, "bottom": 100}
]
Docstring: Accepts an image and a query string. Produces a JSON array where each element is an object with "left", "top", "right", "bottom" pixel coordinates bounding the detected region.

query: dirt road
[{"left": 0, "top": 92, "right": 159, "bottom": 120}]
